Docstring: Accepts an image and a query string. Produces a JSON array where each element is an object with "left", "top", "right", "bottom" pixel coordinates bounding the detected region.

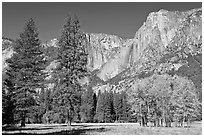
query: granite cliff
[
  {"left": 88, "top": 8, "right": 202, "bottom": 98},
  {"left": 2, "top": 38, "right": 14, "bottom": 73}
]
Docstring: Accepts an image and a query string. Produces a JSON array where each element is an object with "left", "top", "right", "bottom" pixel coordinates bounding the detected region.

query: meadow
[{"left": 2, "top": 121, "right": 202, "bottom": 135}]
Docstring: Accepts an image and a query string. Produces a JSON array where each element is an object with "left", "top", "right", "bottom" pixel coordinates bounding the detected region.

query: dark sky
[{"left": 2, "top": 2, "right": 202, "bottom": 42}]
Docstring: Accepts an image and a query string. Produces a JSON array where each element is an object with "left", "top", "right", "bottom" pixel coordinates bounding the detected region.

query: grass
[{"left": 2, "top": 122, "right": 202, "bottom": 135}]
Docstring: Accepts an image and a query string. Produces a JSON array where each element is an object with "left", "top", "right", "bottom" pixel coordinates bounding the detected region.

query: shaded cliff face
[{"left": 85, "top": 33, "right": 124, "bottom": 71}]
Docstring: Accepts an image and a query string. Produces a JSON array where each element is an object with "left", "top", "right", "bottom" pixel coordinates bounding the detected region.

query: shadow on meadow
[{"left": 2, "top": 124, "right": 110, "bottom": 135}]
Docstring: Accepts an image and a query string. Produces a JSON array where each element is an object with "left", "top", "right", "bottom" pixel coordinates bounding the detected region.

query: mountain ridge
[{"left": 2, "top": 7, "right": 202, "bottom": 97}]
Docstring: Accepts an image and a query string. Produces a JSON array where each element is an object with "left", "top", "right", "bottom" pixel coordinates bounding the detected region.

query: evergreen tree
[
  {"left": 120, "top": 91, "right": 131, "bottom": 122},
  {"left": 6, "top": 18, "right": 46, "bottom": 127},
  {"left": 113, "top": 91, "right": 131, "bottom": 123},
  {"left": 105, "top": 91, "right": 115, "bottom": 122},
  {"left": 113, "top": 92, "right": 122, "bottom": 122},
  {"left": 95, "top": 91, "right": 105, "bottom": 122},
  {"left": 93, "top": 93, "right": 97, "bottom": 118},
  {"left": 2, "top": 77, "right": 15, "bottom": 125},
  {"left": 53, "top": 15, "right": 88, "bottom": 126},
  {"left": 43, "top": 88, "right": 52, "bottom": 112},
  {"left": 28, "top": 88, "right": 49, "bottom": 124},
  {"left": 80, "top": 85, "right": 97, "bottom": 122},
  {"left": 95, "top": 91, "right": 115, "bottom": 123}
]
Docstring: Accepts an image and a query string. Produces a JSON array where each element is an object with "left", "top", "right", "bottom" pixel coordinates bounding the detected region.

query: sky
[{"left": 2, "top": 2, "right": 202, "bottom": 42}]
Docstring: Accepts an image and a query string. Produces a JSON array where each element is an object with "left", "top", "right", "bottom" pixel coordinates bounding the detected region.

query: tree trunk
[
  {"left": 154, "top": 113, "right": 157, "bottom": 127},
  {"left": 165, "top": 118, "right": 171, "bottom": 127},
  {"left": 161, "top": 99, "right": 165, "bottom": 127},
  {"left": 145, "top": 115, "right": 148, "bottom": 126},
  {"left": 187, "top": 118, "right": 191, "bottom": 128},
  {"left": 169, "top": 121, "right": 171, "bottom": 127},
  {"left": 69, "top": 119, "right": 72, "bottom": 126},
  {"left": 142, "top": 117, "right": 145, "bottom": 126},
  {"left": 21, "top": 111, "right": 26, "bottom": 127},
  {"left": 66, "top": 118, "right": 72, "bottom": 126},
  {"left": 139, "top": 117, "right": 142, "bottom": 126},
  {"left": 115, "top": 113, "right": 117, "bottom": 122},
  {"left": 21, "top": 119, "right": 25, "bottom": 127},
  {"left": 175, "top": 116, "right": 178, "bottom": 127},
  {"left": 182, "top": 117, "right": 185, "bottom": 128},
  {"left": 157, "top": 118, "right": 160, "bottom": 127},
  {"left": 148, "top": 119, "right": 151, "bottom": 127},
  {"left": 66, "top": 109, "right": 72, "bottom": 127},
  {"left": 161, "top": 118, "right": 163, "bottom": 127}
]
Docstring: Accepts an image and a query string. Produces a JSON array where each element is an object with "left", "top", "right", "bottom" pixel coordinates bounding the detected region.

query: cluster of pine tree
[
  {"left": 2, "top": 16, "right": 88, "bottom": 127},
  {"left": 94, "top": 91, "right": 132, "bottom": 123},
  {"left": 2, "top": 15, "right": 133, "bottom": 127}
]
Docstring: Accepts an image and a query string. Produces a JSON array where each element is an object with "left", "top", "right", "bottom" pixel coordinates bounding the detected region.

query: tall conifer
[
  {"left": 53, "top": 15, "right": 88, "bottom": 126},
  {"left": 6, "top": 18, "right": 46, "bottom": 127}
]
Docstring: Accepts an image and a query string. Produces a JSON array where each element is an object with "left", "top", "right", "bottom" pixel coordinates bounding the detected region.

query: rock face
[
  {"left": 2, "top": 38, "right": 14, "bottom": 71},
  {"left": 90, "top": 8, "right": 202, "bottom": 96},
  {"left": 129, "top": 8, "right": 202, "bottom": 76},
  {"left": 85, "top": 33, "right": 124, "bottom": 72},
  {"left": 86, "top": 33, "right": 137, "bottom": 81},
  {"left": 94, "top": 8, "right": 202, "bottom": 82},
  {"left": 2, "top": 8, "right": 202, "bottom": 97}
]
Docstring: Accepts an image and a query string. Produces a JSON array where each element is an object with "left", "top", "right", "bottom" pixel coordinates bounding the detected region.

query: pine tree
[
  {"left": 80, "top": 85, "right": 97, "bottom": 122},
  {"left": 6, "top": 18, "right": 46, "bottom": 127},
  {"left": 113, "top": 92, "right": 122, "bottom": 122},
  {"left": 28, "top": 88, "right": 50, "bottom": 124},
  {"left": 2, "top": 76, "right": 15, "bottom": 125},
  {"left": 53, "top": 15, "right": 88, "bottom": 126},
  {"left": 95, "top": 91, "right": 115, "bottom": 123},
  {"left": 103, "top": 91, "right": 114, "bottom": 123},
  {"left": 120, "top": 91, "right": 131, "bottom": 122},
  {"left": 95, "top": 91, "right": 105, "bottom": 122},
  {"left": 93, "top": 93, "right": 97, "bottom": 118}
]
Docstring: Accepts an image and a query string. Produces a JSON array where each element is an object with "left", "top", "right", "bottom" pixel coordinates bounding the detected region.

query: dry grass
[{"left": 2, "top": 122, "right": 202, "bottom": 135}]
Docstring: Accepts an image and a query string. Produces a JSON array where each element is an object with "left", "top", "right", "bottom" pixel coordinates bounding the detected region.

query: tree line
[
  {"left": 2, "top": 16, "right": 132, "bottom": 127},
  {"left": 127, "top": 74, "right": 201, "bottom": 127}
]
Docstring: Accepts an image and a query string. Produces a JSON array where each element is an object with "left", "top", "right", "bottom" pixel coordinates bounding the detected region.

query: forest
[{"left": 2, "top": 15, "right": 201, "bottom": 129}]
